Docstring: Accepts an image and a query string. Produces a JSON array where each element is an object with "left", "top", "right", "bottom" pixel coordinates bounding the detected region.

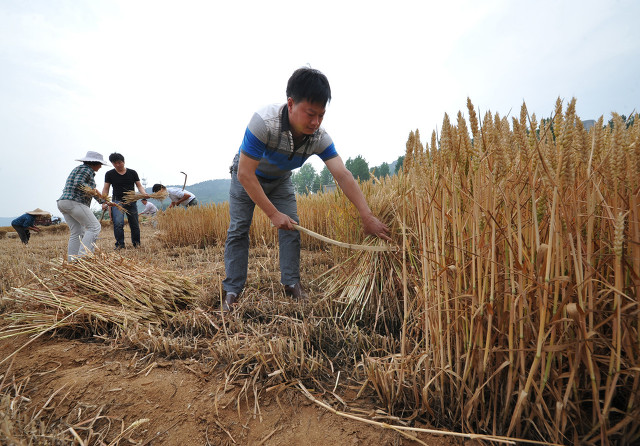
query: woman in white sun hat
[{"left": 57, "top": 151, "right": 108, "bottom": 261}]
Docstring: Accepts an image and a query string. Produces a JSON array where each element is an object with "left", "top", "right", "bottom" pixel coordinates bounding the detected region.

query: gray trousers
[
  {"left": 223, "top": 170, "right": 300, "bottom": 294},
  {"left": 57, "top": 199, "right": 101, "bottom": 261}
]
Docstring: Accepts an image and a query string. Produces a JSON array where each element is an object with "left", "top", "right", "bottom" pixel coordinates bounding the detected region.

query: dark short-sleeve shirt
[{"left": 105, "top": 168, "right": 140, "bottom": 202}]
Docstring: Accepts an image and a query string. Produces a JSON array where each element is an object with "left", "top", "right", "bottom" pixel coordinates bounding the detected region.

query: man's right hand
[
  {"left": 101, "top": 203, "right": 108, "bottom": 210},
  {"left": 269, "top": 211, "right": 297, "bottom": 231}
]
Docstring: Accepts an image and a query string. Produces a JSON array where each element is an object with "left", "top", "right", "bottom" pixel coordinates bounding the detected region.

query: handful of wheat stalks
[
  {"left": 79, "top": 185, "right": 128, "bottom": 213},
  {"left": 122, "top": 189, "right": 168, "bottom": 204}
]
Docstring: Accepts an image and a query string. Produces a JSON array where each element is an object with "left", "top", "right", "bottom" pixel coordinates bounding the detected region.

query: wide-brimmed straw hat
[
  {"left": 26, "top": 208, "right": 51, "bottom": 217},
  {"left": 75, "top": 151, "right": 108, "bottom": 165}
]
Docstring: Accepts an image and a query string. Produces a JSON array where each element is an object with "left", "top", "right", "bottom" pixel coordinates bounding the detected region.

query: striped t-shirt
[{"left": 239, "top": 104, "right": 338, "bottom": 179}]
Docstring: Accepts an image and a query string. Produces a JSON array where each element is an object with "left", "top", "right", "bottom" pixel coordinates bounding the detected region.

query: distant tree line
[{"left": 291, "top": 154, "right": 406, "bottom": 195}]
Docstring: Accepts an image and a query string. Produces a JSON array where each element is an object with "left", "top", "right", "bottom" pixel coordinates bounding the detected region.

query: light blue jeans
[
  {"left": 57, "top": 199, "right": 101, "bottom": 261},
  {"left": 223, "top": 170, "right": 300, "bottom": 294}
]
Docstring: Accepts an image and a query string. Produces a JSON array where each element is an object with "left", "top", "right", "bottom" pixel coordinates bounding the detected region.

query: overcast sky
[{"left": 1, "top": 0, "right": 638, "bottom": 218}]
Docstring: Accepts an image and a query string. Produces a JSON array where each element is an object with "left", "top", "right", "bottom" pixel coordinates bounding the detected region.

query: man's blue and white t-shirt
[{"left": 239, "top": 104, "right": 338, "bottom": 179}]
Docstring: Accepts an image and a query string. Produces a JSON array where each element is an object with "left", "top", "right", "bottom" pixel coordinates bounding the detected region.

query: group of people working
[
  {"left": 53, "top": 151, "right": 197, "bottom": 260},
  {"left": 15, "top": 67, "right": 390, "bottom": 310}
]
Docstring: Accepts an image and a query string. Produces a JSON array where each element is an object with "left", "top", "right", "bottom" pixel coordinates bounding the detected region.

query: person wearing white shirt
[
  {"left": 140, "top": 198, "right": 158, "bottom": 216},
  {"left": 151, "top": 184, "right": 198, "bottom": 208}
]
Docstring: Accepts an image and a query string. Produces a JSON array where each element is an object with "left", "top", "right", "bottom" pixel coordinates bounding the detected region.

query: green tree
[
  {"left": 312, "top": 175, "right": 322, "bottom": 193},
  {"left": 374, "top": 162, "right": 390, "bottom": 178},
  {"left": 319, "top": 166, "right": 333, "bottom": 186},
  {"left": 93, "top": 209, "right": 110, "bottom": 221},
  {"left": 345, "top": 155, "right": 370, "bottom": 182},
  {"left": 291, "top": 163, "right": 317, "bottom": 194},
  {"left": 608, "top": 114, "right": 632, "bottom": 129},
  {"left": 394, "top": 155, "right": 405, "bottom": 174}
]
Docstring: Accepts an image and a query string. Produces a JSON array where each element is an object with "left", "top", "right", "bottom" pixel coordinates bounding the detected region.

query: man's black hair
[
  {"left": 109, "top": 152, "right": 125, "bottom": 163},
  {"left": 83, "top": 161, "right": 103, "bottom": 167},
  {"left": 152, "top": 184, "right": 164, "bottom": 193},
  {"left": 286, "top": 67, "right": 331, "bottom": 106}
]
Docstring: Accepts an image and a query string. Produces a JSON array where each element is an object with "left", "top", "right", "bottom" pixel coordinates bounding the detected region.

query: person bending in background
[
  {"left": 101, "top": 152, "right": 147, "bottom": 250},
  {"left": 11, "top": 208, "right": 51, "bottom": 244},
  {"left": 151, "top": 184, "right": 198, "bottom": 208},
  {"left": 140, "top": 198, "right": 158, "bottom": 216},
  {"left": 140, "top": 198, "right": 159, "bottom": 228},
  {"left": 222, "top": 67, "right": 391, "bottom": 312},
  {"left": 57, "top": 151, "right": 108, "bottom": 261}
]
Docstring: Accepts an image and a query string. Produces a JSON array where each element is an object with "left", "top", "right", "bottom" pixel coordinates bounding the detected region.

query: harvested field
[{"left": 0, "top": 223, "right": 457, "bottom": 446}]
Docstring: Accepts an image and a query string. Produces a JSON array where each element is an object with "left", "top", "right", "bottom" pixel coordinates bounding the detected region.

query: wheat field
[{"left": 1, "top": 98, "right": 639, "bottom": 445}]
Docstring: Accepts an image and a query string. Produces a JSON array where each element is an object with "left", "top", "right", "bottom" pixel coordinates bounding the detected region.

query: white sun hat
[{"left": 75, "top": 151, "right": 108, "bottom": 165}]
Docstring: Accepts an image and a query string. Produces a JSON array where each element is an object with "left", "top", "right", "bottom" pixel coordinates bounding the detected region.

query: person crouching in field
[
  {"left": 151, "top": 184, "right": 198, "bottom": 208},
  {"left": 11, "top": 208, "right": 51, "bottom": 244},
  {"left": 57, "top": 151, "right": 108, "bottom": 261},
  {"left": 140, "top": 198, "right": 159, "bottom": 228},
  {"left": 140, "top": 198, "right": 158, "bottom": 216}
]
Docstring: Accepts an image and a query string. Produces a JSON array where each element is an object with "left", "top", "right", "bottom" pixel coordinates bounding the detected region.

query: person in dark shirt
[
  {"left": 101, "top": 153, "right": 147, "bottom": 249},
  {"left": 11, "top": 208, "right": 51, "bottom": 244}
]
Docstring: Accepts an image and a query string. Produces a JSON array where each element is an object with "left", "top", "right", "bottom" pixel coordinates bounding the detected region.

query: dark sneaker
[
  {"left": 284, "top": 282, "right": 308, "bottom": 301},
  {"left": 222, "top": 292, "right": 238, "bottom": 312}
]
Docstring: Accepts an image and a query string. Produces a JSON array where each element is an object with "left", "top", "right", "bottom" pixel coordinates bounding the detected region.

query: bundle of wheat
[
  {"left": 317, "top": 175, "right": 405, "bottom": 329},
  {"left": 79, "top": 185, "right": 128, "bottom": 213},
  {"left": 122, "top": 189, "right": 168, "bottom": 204}
]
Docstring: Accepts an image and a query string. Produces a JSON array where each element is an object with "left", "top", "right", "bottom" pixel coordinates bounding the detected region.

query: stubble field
[{"left": 0, "top": 222, "right": 454, "bottom": 446}]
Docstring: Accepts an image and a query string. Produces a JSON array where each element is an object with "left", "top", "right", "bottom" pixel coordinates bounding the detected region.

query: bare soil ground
[
  {"left": 1, "top": 224, "right": 463, "bottom": 446},
  {"left": 0, "top": 337, "right": 457, "bottom": 446}
]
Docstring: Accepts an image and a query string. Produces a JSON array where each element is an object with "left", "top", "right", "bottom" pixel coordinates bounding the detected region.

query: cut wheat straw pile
[{"left": 0, "top": 251, "right": 199, "bottom": 340}]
